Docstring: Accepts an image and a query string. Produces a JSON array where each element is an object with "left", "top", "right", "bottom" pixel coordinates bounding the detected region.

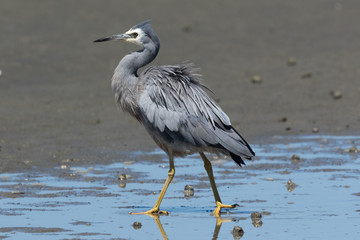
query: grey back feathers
[{"left": 138, "top": 64, "right": 254, "bottom": 166}]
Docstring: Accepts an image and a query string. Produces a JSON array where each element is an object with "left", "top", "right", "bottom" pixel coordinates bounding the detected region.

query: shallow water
[{"left": 0, "top": 135, "right": 359, "bottom": 239}]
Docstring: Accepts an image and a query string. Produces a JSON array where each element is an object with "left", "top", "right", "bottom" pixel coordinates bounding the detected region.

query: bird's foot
[
  {"left": 212, "top": 201, "right": 238, "bottom": 217},
  {"left": 130, "top": 207, "right": 169, "bottom": 216}
]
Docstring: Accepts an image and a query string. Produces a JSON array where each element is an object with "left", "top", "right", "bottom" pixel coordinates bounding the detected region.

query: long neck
[
  {"left": 117, "top": 40, "right": 159, "bottom": 76},
  {"left": 112, "top": 42, "right": 159, "bottom": 118}
]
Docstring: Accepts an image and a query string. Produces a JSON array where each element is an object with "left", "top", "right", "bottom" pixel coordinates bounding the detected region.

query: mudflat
[{"left": 0, "top": 0, "right": 359, "bottom": 171}]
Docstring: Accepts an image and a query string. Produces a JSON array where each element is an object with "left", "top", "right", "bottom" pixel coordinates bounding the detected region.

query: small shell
[
  {"left": 288, "top": 57, "right": 296, "bottom": 66},
  {"left": 118, "top": 174, "right": 127, "bottom": 181},
  {"left": 183, "top": 184, "right": 194, "bottom": 197},
  {"left": 251, "top": 75, "right": 262, "bottom": 84},
  {"left": 331, "top": 90, "right": 342, "bottom": 100},
  {"left": 232, "top": 226, "right": 244, "bottom": 239},
  {"left": 132, "top": 221, "right": 142, "bottom": 229},
  {"left": 312, "top": 127, "right": 319, "bottom": 133},
  {"left": 286, "top": 179, "right": 297, "bottom": 192},
  {"left": 349, "top": 146, "right": 358, "bottom": 153}
]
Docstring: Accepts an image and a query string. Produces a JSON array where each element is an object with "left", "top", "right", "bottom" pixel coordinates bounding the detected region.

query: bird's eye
[{"left": 131, "top": 33, "right": 138, "bottom": 38}]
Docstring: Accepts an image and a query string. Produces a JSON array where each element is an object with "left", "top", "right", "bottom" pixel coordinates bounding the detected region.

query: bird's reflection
[
  {"left": 146, "top": 214, "right": 239, "bottom": 240},
  {"left": 212, "top": 217, "right": 232, "bottom": 240},
  {"left": 146, "top": 214, "right": 169, "bottom": 240}
]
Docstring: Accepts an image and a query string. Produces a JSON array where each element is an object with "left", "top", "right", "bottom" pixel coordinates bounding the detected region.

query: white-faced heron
[{"left": 94, "top": 20, "right": 255, "bottom": 217}]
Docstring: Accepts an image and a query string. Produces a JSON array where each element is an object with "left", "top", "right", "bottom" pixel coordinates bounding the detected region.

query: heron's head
[{"left": 94, "top": 20, "right": 159, "bottom": 48}]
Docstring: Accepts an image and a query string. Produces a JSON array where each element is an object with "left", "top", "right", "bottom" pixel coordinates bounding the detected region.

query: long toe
[
  {"left": 212, "top": 201, "right": 238, "bottom": 217},
  {"left": 130, "top": 208, "right": 169, "bottom": 216}
]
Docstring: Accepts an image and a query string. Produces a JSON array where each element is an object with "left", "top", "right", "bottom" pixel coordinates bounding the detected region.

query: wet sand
[
  {"left": 0, "top": 136, "right": 359, "bottom": 239},
  {"left": 1, "top": 0, "right": 359, "bottom": 172}
]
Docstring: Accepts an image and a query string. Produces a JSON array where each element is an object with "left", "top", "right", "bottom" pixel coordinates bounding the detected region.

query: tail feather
[
  {"left": 216, "top": 126, "right": 255, "bottom": 167},
  {"left": 229, "top": 152, "right": 246, "bottom": 166}
]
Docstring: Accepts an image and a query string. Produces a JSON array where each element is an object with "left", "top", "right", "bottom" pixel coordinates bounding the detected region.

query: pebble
[
  {"left": 75, "top": 169, "right": 88, "bottom": 174},
  {"left": 312, "top": 127, "right": 319, "bottom": 133},
  {"left": 278, "top": 116, "right": 287, "bottom": 122},
  {"left": 264, "top": 177, "right": 274, "bottom": 181},
  {"left": 60, "top": 165, "right": 68, "bottom": 169},
  {"left": 231, "top": 226, "right": 244, "bottom": 239},
  {"left": 11, "top": 191, "right": 25, "bottom": 195},
  {"left": 123, "top": 161, "right": 135, "bottom": 165},
  {"left": 118, "top": 174, "right": 127, "bottom": 181},
  {"left": 331, "top": 90, "right": 342, "bottom": 100},
  {"left": 288, "top": 57, "right": 296, "bottom": 66},
  {"left": 252, "top": 218, "right": 263, "bottom": 227},
  {"left": 262, "top": 211, "right": 271, "bottom": 215},
  {"left": 132, "top": 221, "right": 142, "bottom": 229},
  {"left": 279, "top": 170, "right": 291, "bottom": 175},
  {"left": 301, "top": 72, "right": 312, "bottom": 79},
  {"left": 290, "top": 154, "right": 301, "bottom": 164},
  {"left": 62, "top": 159, "right": 72, "bottom": 163},
  {"left": 286, "top": 179, "right": 297, "bottom": 192},
  {"left": 251, "top": 212, "right": 262, "bottom": 219},
  {"left": 250, "top": 212, "right": 263, "bottom": 227},
  {"left": 349, "top": 146, "right": 358, "bottom": 153},
  {"left": 23, "top": 160, "right": 31, "bottom": 165},
  {"left": 251, "top": 75, "right": 262, "bottom": 84},
  {"left": 117, "top": 173, "right": 129, "bottom": 188},
  {"left": 183, "top": 184, "right": 194, "bottom": 197}
]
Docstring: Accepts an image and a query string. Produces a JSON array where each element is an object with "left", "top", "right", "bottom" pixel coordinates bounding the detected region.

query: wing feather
[{"left": 138, "top": 64, "right": 254, "bottom": 164}]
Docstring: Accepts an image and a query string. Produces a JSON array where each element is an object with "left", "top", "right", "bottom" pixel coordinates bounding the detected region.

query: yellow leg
[
  {"left": 200, "top": 152, "right": 237, "bottom": 217},
  {"left": 130, "top": 151, "right": 175, "bottom": 215}
]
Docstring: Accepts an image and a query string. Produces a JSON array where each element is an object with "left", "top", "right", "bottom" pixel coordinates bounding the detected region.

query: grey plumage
[
  {"left": 95, "top": 20, "right": 255, "bottom": 216},
  {"left": 94, "top": 20, "right": 254, "bottom": 167},
  {"left": 138, "top": 64, "right": 254, "bottom": 166}
]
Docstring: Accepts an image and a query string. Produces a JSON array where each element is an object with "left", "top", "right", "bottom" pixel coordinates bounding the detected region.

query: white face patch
[{"left": 124, "top": 28, "right": 145, "bottom": 46}]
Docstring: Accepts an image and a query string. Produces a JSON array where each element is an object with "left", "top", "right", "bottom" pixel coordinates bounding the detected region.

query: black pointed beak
[{"left": 94, "top": 34, "right": 131, "bottom": 43}]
